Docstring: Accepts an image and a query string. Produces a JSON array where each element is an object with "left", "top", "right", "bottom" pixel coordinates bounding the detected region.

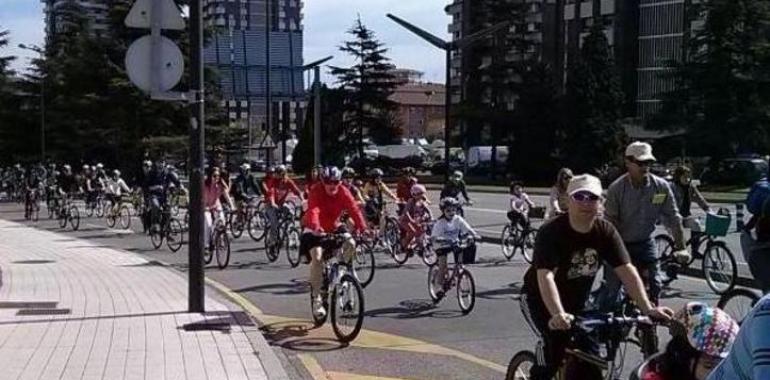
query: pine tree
[
  {"left": 563, "top": 23, "right": 625, "bottom": 172},
  {"left": 330, "top": 17, "right": 403, "bottom": 158}
]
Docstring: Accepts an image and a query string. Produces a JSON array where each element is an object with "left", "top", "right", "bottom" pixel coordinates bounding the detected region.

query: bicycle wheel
[
  {"left": 501, "top": 225, "right": 516, "bottom": 260},
  {"left": 265, "top": 230, "right": 280, "bottom": 263},
  {"left": 230, "top": 211, "right": 244, "bottom": 239},
  {"left": 354, "top": 243, "right": 375, "bottom": 288},
  {"left": 655, "top": 234, "right": 677, "bottom": 285},
  {"left": 58, "top": 209, "right": 67, "bottom": 228},
  {"left": 203, "top": 241, "right": 213, "bottom": 264},
  {"left": 516, "top": 228, "right": 537, "bottom": 264},
  {"left": 387, "top": 219, "right": 408, "bottom": 265},
  {"left": 457, "top": 269, "right": 476, "bottom": 314},
  {"left": 506, "top": 350, "right": 537, "bottom": 380},
  {"left": 96, "top": 200, "right": 105, "bottom": 218},
  {"left": 702, "top": 242, "right": 737, "bottom": 294},
  {"left": 150, "top": 225, "right": 164, "bottom": 249},
  {"left": 427, "top": 265, "right": 443, "bottom": 302},
  {"left": 420, "top": 241, "right": 437, "bottom": 267},
  {"left": 215, "top": 228, "right": 231, "bottom": 269},
  {"left": 119, "top": 205, "right": 131, "bottom": 229},
  {"left": 248, "top": 211, "right": 267, "bottom": 242},
  {"left": 69, "top": 206, "right": 80, "bottom": 231},
  {"left": 285, "top": 226, "right": 301, "bottom": 268},
  {"left": 717, "top": 288, "right": 760, "bottom": 325},
  {"left": 106, "top": 209, "right": 117, "bottom": 228},
  {"left": 331, "top": 273, "right": 365, "bottom": 343},
  {"left": 166, "top": 218, "right": 184, "bottom": 253}
]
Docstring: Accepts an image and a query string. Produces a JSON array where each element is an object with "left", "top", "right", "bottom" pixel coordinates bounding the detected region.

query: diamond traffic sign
[
  {"left": 125, "top": 0, "right": 185, "bottom": 30},
  {"left": 125, "top": 35, "right": 184, "bottom": 93}
]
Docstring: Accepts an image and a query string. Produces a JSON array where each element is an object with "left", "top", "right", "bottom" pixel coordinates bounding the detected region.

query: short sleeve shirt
[{"left": 523, "top": 215, "right": 630, "bottom": 313}]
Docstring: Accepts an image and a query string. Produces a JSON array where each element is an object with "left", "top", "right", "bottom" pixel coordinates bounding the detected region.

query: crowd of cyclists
[{"left": 2, "top": 139, "right": 769, "bottom": 380}]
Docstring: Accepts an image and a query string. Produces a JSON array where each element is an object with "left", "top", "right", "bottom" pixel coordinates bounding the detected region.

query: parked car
[{"left": 700, "top": 157, "right": 769, "bottom": 186}]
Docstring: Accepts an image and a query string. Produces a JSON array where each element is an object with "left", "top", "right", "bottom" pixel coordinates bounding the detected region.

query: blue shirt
[{"left": 708, "top": 294, "right": 770, "bottom": 380}]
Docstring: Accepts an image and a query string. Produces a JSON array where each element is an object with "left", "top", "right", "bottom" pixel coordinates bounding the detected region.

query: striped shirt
[{"left": 708, "top": 294, "right": 770, "bottom": 380}]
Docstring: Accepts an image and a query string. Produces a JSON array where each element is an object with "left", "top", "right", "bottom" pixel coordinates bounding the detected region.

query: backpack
[{"left": 746, "top": 179, "right": 770, "bottom": 215}]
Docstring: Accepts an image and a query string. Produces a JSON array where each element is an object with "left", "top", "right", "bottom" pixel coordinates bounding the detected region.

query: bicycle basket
[
  {"left": 530, "top": 206, "right": 546, "bottom": 219},
  {"left": 705, "top": 211, "right": 731, "bottom": 237}
]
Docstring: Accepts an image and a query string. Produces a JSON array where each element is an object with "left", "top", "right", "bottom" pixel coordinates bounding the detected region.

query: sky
[{"left": 2, "top": 0, "right": 450, "bottom": 84}]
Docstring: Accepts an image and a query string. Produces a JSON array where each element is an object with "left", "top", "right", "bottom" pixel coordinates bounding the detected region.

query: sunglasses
[
  {"left": 630, "top": 159, "right": 655, "bottom": 167},
  {"left": 571, "top": 192, "right": 600, "bottom": 202}
]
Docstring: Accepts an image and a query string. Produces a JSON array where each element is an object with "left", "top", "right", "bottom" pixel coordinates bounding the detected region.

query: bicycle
[
  {"left": 352, "top": 232, "right": 377, "bottom": 288},
  {"left": 427, "top": 236, "right": 476, "bottom": 314},
  {"left": 264, "top": 204, "right": 301, "bottom": 266},
  {"left": 368, "top": 201, "right": 408, "bottom": 266},
  {"left": 247, "top": 200, "right": 269, "bottom": 242},
  {"left": 310, "top": 232, "right": 366, "bottom": 343},
  {"left": 104, "top": 196, "right": 132, "bottom": 230},
  {"left": 203, "top": 208, "right": 231, "bottom": 269},
  {"left": 401, "top": 219, "right": 437, "bottom": 267},
  {"left": 148, "top": 203, "right": 184, "bottom": 253},
  {"left": 57, "top": 195, "right": 80, "bottom": 231},
  {"left": 717, "top": 287, "right": 761, "bottom": 325},
  {"left": 501, "top": 218, "right": 537, "bottom": 263},
  {"left": 24, "top": 189, "right": 41, "bottom": 222},
  {"left": 229, "top": 196, "right": 259, "bottom": 239},
  {"left": 655, "top": 209, "right": 737, "bottom": 294},
  {"left": 506, "top": 311, "right": 654, "bottom": 380}
]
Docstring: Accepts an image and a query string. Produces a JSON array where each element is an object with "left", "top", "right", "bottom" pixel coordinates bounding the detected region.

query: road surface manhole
[
  {"left": 182, "top": 322, "right": 232, "bottom": 332},
  {"left": 16, "top": 308, "right": 71, "bottom": 316}
]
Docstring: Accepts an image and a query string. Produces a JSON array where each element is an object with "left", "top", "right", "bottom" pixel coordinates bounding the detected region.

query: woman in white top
[
  {"left": 547, "top": 168, "right": 573, "bottom": 219},
  {"left": 508, "top": 181, "right": 535, "bottom": 230},
  {"left": 105, "top": 169, "right": 131, "bottom": 206}
]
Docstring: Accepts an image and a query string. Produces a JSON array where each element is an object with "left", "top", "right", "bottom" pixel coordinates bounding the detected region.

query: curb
[{"left": 477, "top": 234, "right": 760, "bottom": 291}]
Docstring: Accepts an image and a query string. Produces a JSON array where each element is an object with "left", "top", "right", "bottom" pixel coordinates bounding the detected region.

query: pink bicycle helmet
[{"left": 674, "top": 302, "right": 739, "bottom": 358}]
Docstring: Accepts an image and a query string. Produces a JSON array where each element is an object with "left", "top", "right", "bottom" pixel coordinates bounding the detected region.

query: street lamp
[
  {"left": 18, "top": 44, "right": 45, "bottom": 162},
  {"left": 386, "top": 14, "right": 509, "bottom": 180},
  {"left": 303, "top": 55, "right": 334, "bottom": 167}
]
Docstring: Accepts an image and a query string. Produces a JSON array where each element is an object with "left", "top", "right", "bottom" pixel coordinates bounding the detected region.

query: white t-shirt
[
  {"left": 431, "top": 214, "right": 476, "bottom": 249},
  {"left": 106, "top": 178, "right": 130, "bottom": 196},
  {"left": 510, "top": 193, "right": 532, "bottom": 213}
]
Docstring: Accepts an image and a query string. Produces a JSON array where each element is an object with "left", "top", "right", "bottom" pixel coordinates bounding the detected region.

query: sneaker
[{"left": 312, "top": 296, "right": 326, "bottom": 319}]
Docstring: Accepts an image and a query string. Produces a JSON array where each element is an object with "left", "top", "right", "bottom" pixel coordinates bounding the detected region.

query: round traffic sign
[{"left": 125, "top": 35, "right": 184, "bottom": 93}]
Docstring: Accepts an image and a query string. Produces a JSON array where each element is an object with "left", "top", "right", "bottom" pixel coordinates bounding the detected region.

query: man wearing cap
[
  {"left": 521, "top": 174, "right": 673, "bottom": 380},
  {"left": 598, "top": 141, "right": 687, "bottom": 311}
]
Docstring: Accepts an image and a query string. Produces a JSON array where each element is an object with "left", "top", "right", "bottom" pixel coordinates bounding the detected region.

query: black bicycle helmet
[
  {"left": 342, "top": 167, "right": 356, "bottom": 178},
  {"left": 370, "top": 168, "right": 384, "bottom": 178}
]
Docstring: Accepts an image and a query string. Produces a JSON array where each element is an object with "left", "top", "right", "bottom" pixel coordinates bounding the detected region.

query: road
[{"left": 0, "top": 192, "right": 745, "bottom": 380}]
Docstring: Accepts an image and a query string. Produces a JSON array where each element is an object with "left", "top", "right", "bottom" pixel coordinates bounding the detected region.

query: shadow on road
[
  {"left": 260, "top": 319, "right": 347, "bottom": 352},
  {"left": 660, "top": 287, "right": 719, "bottom": 302},
  {"left": 476, "top": 282, "right": 521, "bottom": 300},
  {"left": 365, "top": 299, "right": 464, "bottom": 320},
  {"left": 234, "top": 279, "right": 310, "bottom": 296}
]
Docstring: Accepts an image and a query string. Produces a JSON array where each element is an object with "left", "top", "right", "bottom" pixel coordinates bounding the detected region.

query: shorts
[{"left": 299, "top": 226, "right": 349, "bottom": 261}]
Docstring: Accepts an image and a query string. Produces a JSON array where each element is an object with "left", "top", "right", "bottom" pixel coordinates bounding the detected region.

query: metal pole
[
  {"left": 444, "top": 49, "right": 451, "bottom": 181},
  {"left": 265, "top": 0, "right": 272, "bottom": 163},
  {"left": 313, "top": 66, "right": 321, "bottom": 166},
  {"left": 188, "top": 0, "right": 205, "bottom": 313},
  {"left": 41, "top": 76, "right": 45, "bottom": 161}
]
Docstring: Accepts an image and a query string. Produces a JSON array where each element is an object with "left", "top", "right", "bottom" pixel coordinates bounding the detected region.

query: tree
[
  {"left": 293, "top": 85, "right": 350, "bottom": 173},
  {"left": 563, "top": 23, "right": 625, "bottom": 172},
  {"left": 650, "top": 0, "right": 770, "bottom": 157},
  {"left": 330, "top": 17, "right": 403, "bottom": 158},
  {"left": 0, "top": 26, "right": 24, "bottom": 163}
]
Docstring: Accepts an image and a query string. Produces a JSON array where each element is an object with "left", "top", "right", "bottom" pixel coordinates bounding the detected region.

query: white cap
[
  {"left": 240, "top": 163, "right": 250, "bottom": 170},
  {"left": 567, "top": 174, "right": 603, "bottom": 196},
  {"left": 625, "top": 141, "right": 656, "bottom": 162}
]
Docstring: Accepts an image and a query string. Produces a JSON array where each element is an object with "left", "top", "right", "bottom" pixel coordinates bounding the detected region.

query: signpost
[{"left": 124, "top": 0, "right": 205, "bottom": 312}]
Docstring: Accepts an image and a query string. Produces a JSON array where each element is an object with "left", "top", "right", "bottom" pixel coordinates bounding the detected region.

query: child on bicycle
[
  {"left": 634, "top": 302, "right": 738, "bottom": 380},
  {"left": 399, "top": 184, "right": 433, "bottom": 252},
  {"left": 508, "top": 181, "right": 535, "bottom": 231},
  {"left": 431, "top": 197, "right": 480, "bottom": 299},
  {"left": 204, "top": 167, "right": 234, "bottom": 252}
]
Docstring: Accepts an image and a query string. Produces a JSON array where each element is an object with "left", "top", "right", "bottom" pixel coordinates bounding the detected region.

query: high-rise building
[
  {"left": 41, "top": 0, "right": 110, "bottom": 41},
  {"left": 203, "top": 0, "right": 305, "bottom": 142}
]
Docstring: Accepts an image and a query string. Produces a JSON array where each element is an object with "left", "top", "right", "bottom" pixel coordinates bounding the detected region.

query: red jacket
[
  {"left": 396, "top": 178, "right": 415, "bottom": 201},
  {"left": 265, "top": 177, "right": 302, "bottom": 205},
  {"left": 303, "top": 184, "right": 367, "bottom": 233}
]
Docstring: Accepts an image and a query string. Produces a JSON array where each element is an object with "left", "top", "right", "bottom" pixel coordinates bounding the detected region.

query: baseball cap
[
  {"left": 625, "top": 141, "right": 656, "bottom": 162},
  {"left": 567, "top": 174, "right": 603, "bottom": 197}
]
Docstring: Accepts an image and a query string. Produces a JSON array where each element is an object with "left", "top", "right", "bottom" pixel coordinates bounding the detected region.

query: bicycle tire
[
  {"left": 150, "top": 227, "right": 164, "bottom": 249},
  {"left": 702, "top": 242, "right": 737, "bottom": 294},
  {"left": 119, "top": 205, "right": 131, "bottom": 230},
  {"left": 427, "top": 265, "right": 443, "bottom": 303},
  {"left": 265, "top": 230, "right": 280, "bottom": 263},
  {"left": 69, "top": 206, "right": 80, "bottom": 231},
  {"left": 58, "top": 209, "right": 68, "bottom": 228},
  {"left": 230, "top": 211, "right": 244, "bottom": 239},
  {"left": 215, "top": 229, "right": 231, "bottom": 269},
  {"left": 420, "top": 241, "right": 437, "bottom": 267},
  {"left": 717, "top": 287, "right": 760, "bottom": 324},
  {"left": 106, "top": 209, "right": 117, "bottom": 228},
  {"left": 506, "top": 350, "right": 537, "bottom": 380},
  {"left": 655, "top": 234, "right": 677, "bottom": 286},
  {"left": 166, "top": 218, "right": 184, "bottom": 253},
  {"left": 457, "top": 269, "right": 476, "bottom": 314},
  {"left": 518, "top": 228, "right": 537, "bottom": 264},
  {"left": 501, "top": 224, "right": 516, "bottom": 260},
  {"left": 248, "top": 211, "right": 267, "bottom": 242},
  {"left": 354, "top": 243, "right": 375, "bottom": 288},
  {"left": 95, "top": 200, "right": 105, "bottom": 218},
  {"left": 331, "top": 274, "right": 365, "bottom": 343},
  {"left": 285, "top": 226, "right": 301, "bottom": 268}
]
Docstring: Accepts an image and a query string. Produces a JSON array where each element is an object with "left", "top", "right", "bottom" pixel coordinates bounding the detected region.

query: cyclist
[
  {"left": 636, "top": 302, "right": 738, "bottom": 380},
  {"left": 341, "top": 167, "right": 364, "bottom": 204},
  {"left": 362, "top": 168, "right": 398, "bottom": 228},
  {"left": 396, "top": 167, "right": 418, "bottom": 214},
  {"left": 399, "top": 184, "right": 433, "bottom": 252},
  {"left": 305, "top": 164, "right": 323, "bottom": 196},
  {"left": 521, "top": 174, "right": 673, "bottom": 380},
  {"left": 707, "top": 293, "right": 770, "bottom": 380},
  {"left": 740, "top": 167, "right": 770, "bottom": 293},
  {"left": 143, "top": 161, "right": 169, "bottom": 234},
  {"left": 431, "top": 197, "right": 480, "bottom": 298},
  {"left": 598, "top": 142, "right": 688, "bottom": 311},
  {"left": 301, "top": 166, "right": 367, "bottom": 319},
  {"left": 260, "top": 166, "right": 276, "bottom": 195},
  {"left": 508, "top": 181, "right": 535, "bottom": 231},
  {"left": 232, "top": 162, "right": 261, "bottom": 202},
  {"left": 264, "top": 164, "right": 303, "bottom": 247},
  {"left": 671, "top": 166, "right": 711, "bottom": 233},
  {"left": 105, "top": 169, "right": 131, "bottom": 209},
  {"left": 24, "top": 166, "right": 43, "bottom": 217},
  {"left": 440, "top": 171, "right": 472, "bottom": 214},
  {"left": 204, "top": 167, "right": 235, "bottom": 252},
  {"left": 547, "top": 167, "right": 573, "bottom": 219},
  {"left": 82, "top": 164, "right": 98, "bottom": 210}
]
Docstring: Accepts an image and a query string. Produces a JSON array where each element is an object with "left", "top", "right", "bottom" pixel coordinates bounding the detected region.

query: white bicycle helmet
[{"left": 410, "top": 184, "right": 427, "bottom": 197}]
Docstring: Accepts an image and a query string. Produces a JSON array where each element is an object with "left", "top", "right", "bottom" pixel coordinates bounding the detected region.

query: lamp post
[
  {"left": 386, "top": 14, "right": 509, "bottom": 180},
  {"left": 18, "top": 44, "right": 45, "bottom": 162},
  {"left": 302, "top": 56, "right": 334, "bottom": 166}
]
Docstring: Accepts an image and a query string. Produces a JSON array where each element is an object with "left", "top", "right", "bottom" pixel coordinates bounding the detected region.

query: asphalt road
[{"left": 0, "top": 192, "right": 745, "bottom": 380}]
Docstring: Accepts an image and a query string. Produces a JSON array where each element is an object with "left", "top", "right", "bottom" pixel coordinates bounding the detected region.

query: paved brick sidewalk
[{"left": 0, "top": 219, "right": 284, "bottom": 380}]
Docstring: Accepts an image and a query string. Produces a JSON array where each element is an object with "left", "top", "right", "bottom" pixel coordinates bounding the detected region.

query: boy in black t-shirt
[{"left": 521, "top": 174, "right": 674, "bottom": 380}]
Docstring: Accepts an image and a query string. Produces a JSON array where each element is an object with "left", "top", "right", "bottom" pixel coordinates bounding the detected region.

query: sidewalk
[{"left": 0, "top": 219, "right": 287, "bottom": 380}]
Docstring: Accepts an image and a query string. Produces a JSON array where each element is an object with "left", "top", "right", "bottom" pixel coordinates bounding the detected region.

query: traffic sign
[
  {"left": 259, "top": 134, "right": 277, "bottom": 149},
  {"left": 125, "top": 0, "right": 185, "bottom": 30},
  {"left": 125, "top": 35, "right": 184, "bottom": 93}
]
